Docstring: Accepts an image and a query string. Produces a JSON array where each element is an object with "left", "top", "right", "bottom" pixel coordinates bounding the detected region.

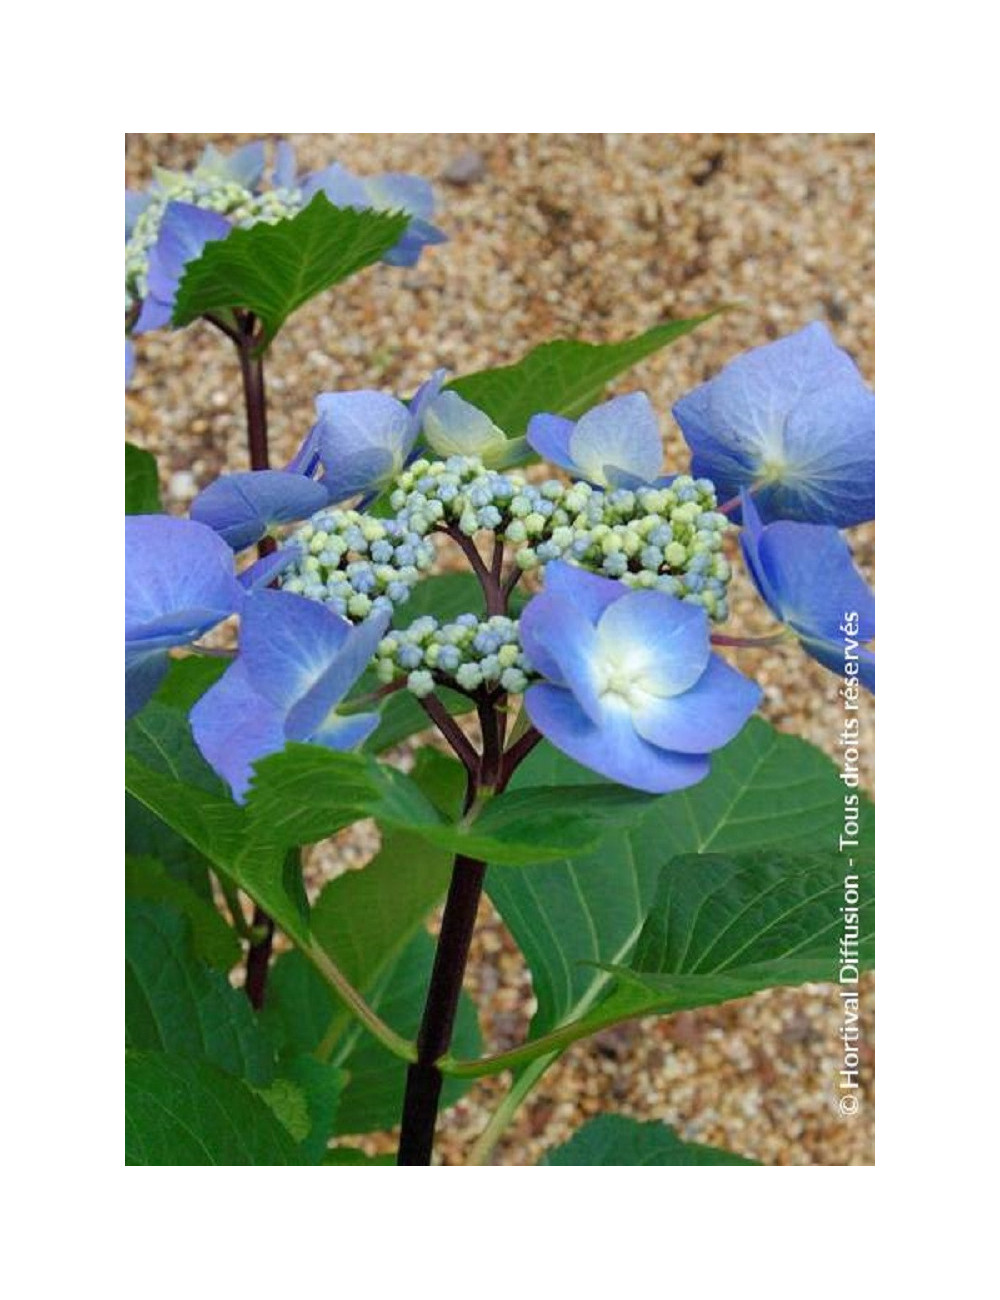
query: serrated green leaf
[
  {"left": 172, "top": 194, "right": 409, "bottom": 345},
  {"left": 125, "top": 899, "right": 273, "bottom": 1085},
  {"left": 448, "top": 314, "right": 720, "bottom": 435},
  {"left": 125, "top": 1052, "right": 305, "bottom": 1165},
  {"left": 322, "top": 1148, "right": 395, "bottom": 1165},
  {"left": 153, "top": 655, "right": 228, "bottom": 711},
  {"left": 540, "top": 1115, "right": 758, "bottom": 1166},
  {"left": 125, "top": 442, "right": 161, "bottom": 514},
  {"left": 487, "top": 717, "right": 874, "bottom": 1037},
  {"left": 125, "top": 856, "right": 239, "bottom": 970}
]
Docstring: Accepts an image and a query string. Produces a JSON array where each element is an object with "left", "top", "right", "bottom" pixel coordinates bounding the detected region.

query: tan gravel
[{"left": 126, "top": 133, "right": 875, "bottom": 1166}]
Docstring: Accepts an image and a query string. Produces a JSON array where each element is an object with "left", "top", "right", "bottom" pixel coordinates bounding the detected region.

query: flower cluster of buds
[
  {"left": 125, "top": 177, "right": 302, "bottom": 305},
  {"left": 375, "top": 614, "right": 529, "bottom": 698},
  {"left": 390, "top": 455, "right": 732, "bottom": 620},
  {"left": 277, "top": 509, "right": 436, "bottom": 621}
]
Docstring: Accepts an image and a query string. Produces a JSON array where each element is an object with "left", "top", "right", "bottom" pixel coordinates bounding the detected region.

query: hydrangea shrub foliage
[{"left": 125, "top": 140, "right": 875, "bottom": 1166}]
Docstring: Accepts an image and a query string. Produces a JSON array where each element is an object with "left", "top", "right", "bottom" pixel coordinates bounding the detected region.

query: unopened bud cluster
[
  {"left": 375, "top": 614, "right": 530, "bottom": 698},
  {"left": 277, "top": 509, "right": 436, "bottom": 622},
  {"left": 126, "top": 175, "right": 303, "bottom": 304},
  {"left": 390, "top": 455, "right": 731, "bottom": 620}
]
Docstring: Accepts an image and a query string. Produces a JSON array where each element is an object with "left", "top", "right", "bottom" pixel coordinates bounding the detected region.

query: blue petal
[
  {"left": 525, "top": 684, "right": 710, "bottom": 794},
  {"left": 286, "top": 609, "right": 390, "bottom": 740},
  {"left": 408, "top": 369, "right": 448, "bottom": 426},
  {"left": 301, "top": 163, "right": 370, "bottom": 208},
  {"left": 238, "top": 545, "right": 302, "bottom": 592},
  {"left": 238, "top": 589, "right": 352, "bottom": 716},
  {"left": 569, "top": 393, "right": 663, "bottom": 487},
  {"left": 315, "top": 391, "right": 417, "bottom": 500},
  {"left": 518, "top": 593, "right": 602, "bottom": 722},
  {"left": 631, "top": 655, "right": 761, "bottom": 753},
  {"left": 272, "top": 141, "right": 298, "bottom": 190},
  {"left": 125, "top": 516, "right": 243, "bottom": 649},
  {"left": 595, "top": 590, "right": 710, "bottom": 696},
  {"left": 190, "top": 471, "right": 329, "bottom": 550},
  {"left": 737, "top": 491, "right": 783, "bottom": 622},
  {"left": 540, "top": 560, "right": 625, "bottom": 625},
  {"left": 125, "top": 650, "right": 169, "bottom": 720},
  {"left": 190, "top": 660, "right": 287, "bottom": 803},
  {"left": 125, "top": 337, "right": 135, "bottom": 388},
  {"left": 364, "top": 173, "right": 436, "bottom": 221},
  {"left": 526, "top": 414, "right": 577, "bottom": 473},
  {"left": 285, "top": 424, "right": 323, "bottom": 478},
  {"left": 310, "top": 709, "right": 381, "bottom": 751},
  {"left": 755, "top": 522, "right": 875, "bottom": 643},
  {"left": 802, "top": 636, "right": 875, "bottom": 694},
  {"left": 778, "top": 380, "right": 875, "bottom": 525},
  {"left": 381, "top": 217, "right": 447, "bottom": 267},
  {"left": 134, "top": 202, "right": 230, "bottom": 334}
]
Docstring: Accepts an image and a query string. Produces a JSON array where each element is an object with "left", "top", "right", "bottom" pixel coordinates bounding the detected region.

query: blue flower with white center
[
  {"left": 190, "top": 470, "right": 331, "bottom": 551},
  {"left": 132, "top": 201, "right": 231, "bottom": 333},
  {"left": 312, "top": 372, "right": 446, "bottom": 504},
  {"left": 190, "top": 590, "right": 388, "bottom": 802},
  {"left": 526, "top": 393, "right": 674, "bottom": 490},
  {"left": 125, "top": 516, "right": 246, "bottom": 719},
  {"left": 300, "top": 162, "right": 446, "bottom": 267},
  {"left": 739, "top": 493, "right": 875, "bottom": 692},
  {"left": 520, "top": 562, "right": 761, "bottom": 794},
  {"left": 672, "top": 322, "right": 875, "bottom": 526}
]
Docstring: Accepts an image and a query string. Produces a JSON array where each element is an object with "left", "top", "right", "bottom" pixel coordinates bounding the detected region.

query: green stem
[
  {"left": 305, "top": 937, "right": 417, "bottom": 1064},
  {"left": 467, "top": 1057, "right": 553, "bottom": 1166},
  {"left": 215, "top": 873, "right": 253, "bottom": 940}
]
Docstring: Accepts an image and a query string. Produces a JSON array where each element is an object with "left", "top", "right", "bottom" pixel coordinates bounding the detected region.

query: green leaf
[
  {"left": 124, "top": 703, "right": 310, "bottom": 944},
  {"left": 125, "top": 899, "right": 274, "bottom": 1085},
  {"left": 172, "top": 194, "right": 409, "bottom": 345},
  {"left": 448, "top": 313, "right": 720, "bottom": 434},
  {"left": 601, "top": 849, "right": 873, "bottom": 1015},
  {"left": 125, "top": 856, "right": 240, "bottom": 970},
  {"left": 245, "top": 744, "right": 650, "bottom": 866},
  {"left": 125, "top": 1052, "right": 305, "bottom": 1165},
  {"left": 125, "top": 442, "right": 161, "bottom": 514},
  {"left": 540, "top": 1115, "right": 758, "bottom": 1166},
  {"left": 487, "top": 717, "right": 874, "bottom": 1037},
  {"left": 153, "top": 655, "right": 227, "bottom": 711},
  {"left": 277, "top": 1057, "right": 347, "bottom": 1163}
]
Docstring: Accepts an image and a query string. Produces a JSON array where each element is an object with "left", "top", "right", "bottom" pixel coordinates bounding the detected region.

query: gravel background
[{"left": 126, "top": 133, "right": 875, "bottom": 1165}]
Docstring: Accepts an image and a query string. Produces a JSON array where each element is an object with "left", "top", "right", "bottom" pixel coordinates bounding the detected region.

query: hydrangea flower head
[
  {"left": 527, "top": 393, "right": 673, "bottom": 490},
  {"left": 125, "top": 516, "right": 246, "bottom": 718},
  {"left": 520, "top": 562, "right": 761, "bottom": 793},
  {"left": 672, "top": 322, "right": 875, "bottom": 526},
  {"left": 190, "top": 590, "right": 388, "bottom": 801},
  {"left": 739, "top": 493, "right": 875, "bottom": 692}
]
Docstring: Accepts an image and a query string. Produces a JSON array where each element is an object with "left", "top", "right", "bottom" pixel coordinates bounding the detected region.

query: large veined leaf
[
  {"left": 125, "top": 442, "right": 161, "bottom": 514},
  {"left": 486, "top": 717, "right": 874, "bottom": 1037},
  {"left": 125, "top": 899, "right": 273, "bottom": 1084},
  {"left": 172, "top": 194, "right": 409, "bottom": 345},
  {"left": 125, "top": 1052, "right": 305, "bottom": 1165},
  {"left": 125, "top": 856, "right": 240, "bottom": 970},
  {"left": 448, "top": 313, "right": 719, "bottom": 434},
  {"left": 540, "top": 1115, "right": 758, "bottom": 1166}
]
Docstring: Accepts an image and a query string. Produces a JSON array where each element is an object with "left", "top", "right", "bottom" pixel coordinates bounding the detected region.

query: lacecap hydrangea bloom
[
  {"left": 126, "top": 140, "right": 445, "bottom": 334},
  {"left": 520, "top": 562, "right": 761, "bottom": 793},
  {"left": 672, "top": 322, "right": 875, "bottom": 526}
]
